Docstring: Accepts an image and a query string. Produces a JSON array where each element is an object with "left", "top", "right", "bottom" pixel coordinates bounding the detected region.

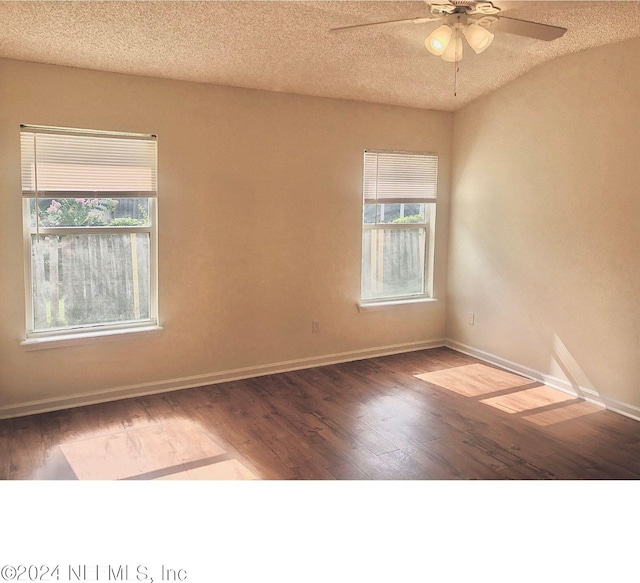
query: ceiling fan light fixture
[
  {"left": 441, "top": 35, "right": 463, "bottom": 62},
  {"left": 425, "top": 24, "right": 453, "bottom": 56},
  {"left": 463, "top": 22, "right": 495, "bottom": 54}
]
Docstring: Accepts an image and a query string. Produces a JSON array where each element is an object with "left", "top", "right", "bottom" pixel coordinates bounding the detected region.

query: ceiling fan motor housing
[{"left": 431, "top": 1, "right": 501, "bottom": 16}]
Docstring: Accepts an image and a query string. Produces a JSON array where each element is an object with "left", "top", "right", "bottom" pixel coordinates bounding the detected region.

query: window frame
[
  {"left": 20, "top": 125, "right": 159, "bottom": 342},
  {"left": 359, "top": 149, "right": 438, "bottom": 306}
]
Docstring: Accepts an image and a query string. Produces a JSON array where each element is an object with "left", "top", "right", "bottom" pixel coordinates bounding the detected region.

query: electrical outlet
[
  {"left": 312, "top": 320, "right": 320, "bottom": 334},
  {"left": 467, "top": 312, "right": 475, "bottom": 326}
]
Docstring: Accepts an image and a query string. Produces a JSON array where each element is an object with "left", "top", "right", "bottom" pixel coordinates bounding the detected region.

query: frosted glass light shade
[
  {"left": 441, "top": 35, "right": 463, "bottom": 62},
  {"left": 463, "top": 23, "right": 495, "bottom": 54},
  {"left": 425, "top": 25, "right": 452, "bottom": 56}
]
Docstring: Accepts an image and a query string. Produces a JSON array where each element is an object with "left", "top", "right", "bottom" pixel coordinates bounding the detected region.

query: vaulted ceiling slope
[{"left": 1, "top": 1, "right": 640, "bottom": 112}]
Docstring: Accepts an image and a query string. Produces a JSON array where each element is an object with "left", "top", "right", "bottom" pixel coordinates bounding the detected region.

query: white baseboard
[
  {"left": 0, "top": 338, "right": 445, "bottom": 419},
  {"left": 445, "top": 338, "right": 640, "bottom": 422}
]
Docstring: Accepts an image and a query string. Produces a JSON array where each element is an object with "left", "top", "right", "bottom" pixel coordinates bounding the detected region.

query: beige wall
[
  {"left": 0, "top": 58, "right": 452, "bottom": 415},
  {"left": 448, "top": 38, "right": 640, "bottom": 411}
]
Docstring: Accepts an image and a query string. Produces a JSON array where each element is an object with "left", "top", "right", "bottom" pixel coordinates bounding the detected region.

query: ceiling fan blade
[
  {"left": 330, "top": 15, "right": 441, "bottom": 32},
  {"left": 491, "top": 15, "right": 567, "bottom": 41}
]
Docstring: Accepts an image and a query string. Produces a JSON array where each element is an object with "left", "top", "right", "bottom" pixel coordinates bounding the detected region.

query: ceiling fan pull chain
[
  {"left": 454, "top": 58, "right": 459, "bottom": 97},
  {"left": 454, "top": 19, "right": 460, "bottom": 97}
]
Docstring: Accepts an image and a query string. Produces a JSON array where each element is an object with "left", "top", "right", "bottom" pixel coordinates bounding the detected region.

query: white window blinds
[
  {"left": 20, "top": 126, "right": 157, "bottom": 197},
  {"left": 363, "top": 150, "right": 438, "bottom": 204}
]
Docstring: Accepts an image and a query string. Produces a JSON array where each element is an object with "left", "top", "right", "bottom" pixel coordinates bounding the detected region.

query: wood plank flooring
[{"left": 1, "top": 348, "right": 639, "bottom": 479}]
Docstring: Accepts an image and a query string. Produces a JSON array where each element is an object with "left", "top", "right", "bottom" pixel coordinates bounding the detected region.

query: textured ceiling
[{"left": 1, "top": 0, "right": 640, "bottom": 111}]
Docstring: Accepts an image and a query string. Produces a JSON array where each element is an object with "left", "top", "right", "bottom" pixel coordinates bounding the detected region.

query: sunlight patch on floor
[
  {"left": 522, "top": 400, "right": 602, "bottom": 426},
  {"left": 480, "top": 385, "right": 574, "bottom": 414},
  {"left": 416, "top": 362, "right": 598, "bottom": 426},
  {"left": 415, "top": 363, "right": 530, "bottom": 397},
  {"left": 156, "top": 459, "right": 258, "bottom": 480},
  {"left": 59, "top": 418, "right": 258, "bottom": 480}
]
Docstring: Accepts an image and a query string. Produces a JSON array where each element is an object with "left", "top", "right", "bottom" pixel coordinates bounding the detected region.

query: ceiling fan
[{"left": 331, "top": 1, "right": 567, "bottom": 62}]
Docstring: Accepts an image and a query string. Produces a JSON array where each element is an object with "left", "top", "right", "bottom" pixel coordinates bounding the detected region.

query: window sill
[
  {"left": 357, "top": 298, "right": 437, "bottom": 312},
  {"left": 21, "top": 325, "right": 163, "bottom": 351}
]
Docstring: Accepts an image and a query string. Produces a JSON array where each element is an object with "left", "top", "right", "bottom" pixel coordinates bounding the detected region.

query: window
[
  {"left": 20, "top": 125, "right": 158, "bottom": 340},
  {"left": 361, "top": 150, "right": 437, "bottom": 303}
]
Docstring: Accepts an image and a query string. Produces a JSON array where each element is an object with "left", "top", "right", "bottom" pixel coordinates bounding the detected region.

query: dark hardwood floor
[{"left": 1, "top": 347, "right": 639, "bottom": 479}]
